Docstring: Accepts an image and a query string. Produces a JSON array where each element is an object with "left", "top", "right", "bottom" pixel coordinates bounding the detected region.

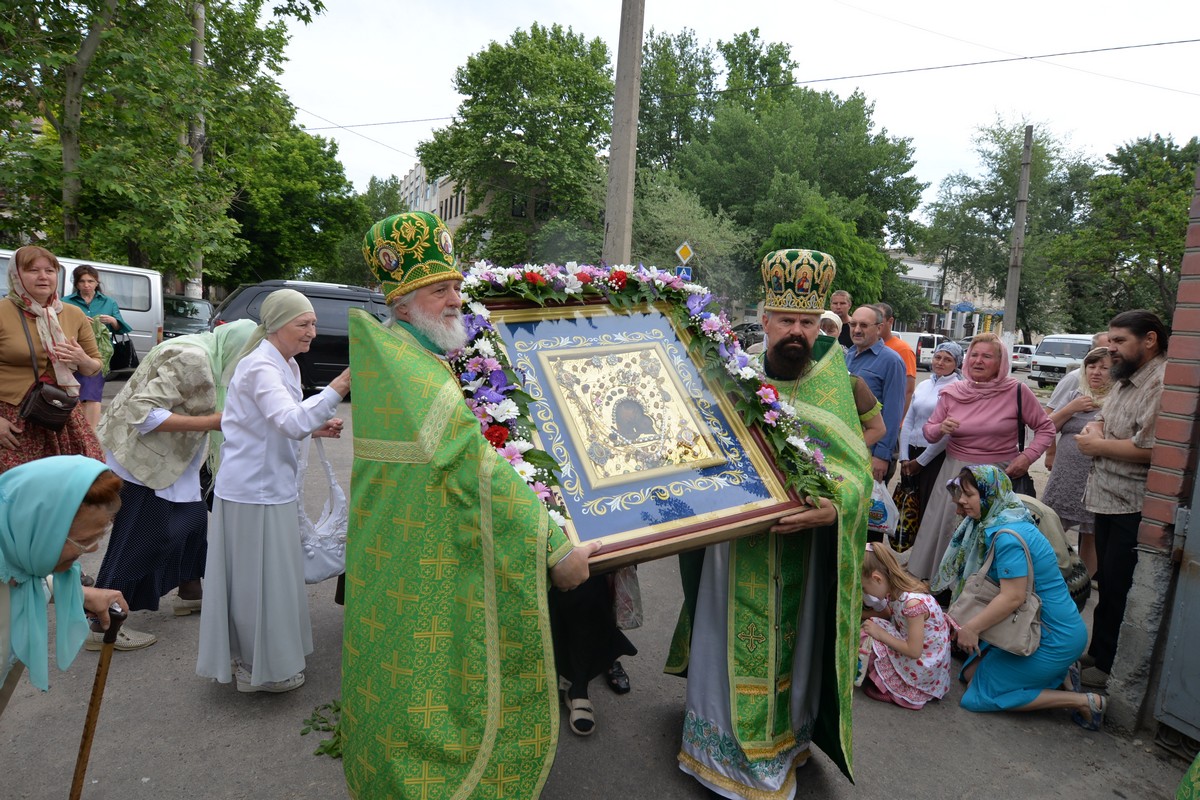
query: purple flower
[
  {"left": 475, "top": 386, "right": 506, "bottom": 404},
  {"left": 686, "top": 292, "right": 714, "bottom": 317}
]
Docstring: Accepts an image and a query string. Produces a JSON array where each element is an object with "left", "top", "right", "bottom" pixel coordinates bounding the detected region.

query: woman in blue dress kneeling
[{"left": 932, "top": 464, "right": 1102, "bottom": 730}]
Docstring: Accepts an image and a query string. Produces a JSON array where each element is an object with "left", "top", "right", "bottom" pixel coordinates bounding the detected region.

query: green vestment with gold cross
[
  {"left": 666, "top": 336, "right": 870, "bottom": 787},
  {"left": 342, "top": 310, "right": 573, "bottom": 800}
]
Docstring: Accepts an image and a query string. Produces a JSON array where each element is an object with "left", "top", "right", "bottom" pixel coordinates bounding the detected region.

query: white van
[
  {"left": 0, "top": 248, "right": 163, "bottom": 364},
  {"left": 896, "top": 332, "right": 947, "bottom": 371},
  {"left": 1030, "top": 334, "right": 1094, "bottom": 388}
]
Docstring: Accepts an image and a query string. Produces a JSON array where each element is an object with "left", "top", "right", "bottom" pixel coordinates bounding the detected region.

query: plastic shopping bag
[
  {"left": 297, "top": 438, "right": 348, "bottom": 584},
  {"left": 866, "top": 480, "right": 899, "bottom": 540}
]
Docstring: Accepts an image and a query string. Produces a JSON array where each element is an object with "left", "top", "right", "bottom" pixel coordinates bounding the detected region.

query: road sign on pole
[
  {"left": 674, "top": 266, "right": 692, "bottom": 281},
  {"left": 675, "top": 241, "right": 693, "bottom": 265}
]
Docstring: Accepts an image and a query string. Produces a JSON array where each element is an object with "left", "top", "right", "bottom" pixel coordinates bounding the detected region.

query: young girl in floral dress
[{"left": 859, "top": 542, "right": 955, "bottom": 709}]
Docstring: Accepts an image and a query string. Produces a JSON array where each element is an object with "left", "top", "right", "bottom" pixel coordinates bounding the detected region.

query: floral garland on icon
[{"left": 447, "top": 261, "right": 837, "bottom": 522}]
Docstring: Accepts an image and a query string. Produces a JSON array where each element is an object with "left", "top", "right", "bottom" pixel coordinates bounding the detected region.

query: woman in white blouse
[
  {"left": 197, "top": 290, "right": 350, "bottom": 694},
  {"left": 898, "top": 341, "right": 963, "bottom": 530}
]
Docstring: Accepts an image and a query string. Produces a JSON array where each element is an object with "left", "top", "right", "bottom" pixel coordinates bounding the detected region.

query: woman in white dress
[{"left": 196, "top": 290, "right": 350, "bottom": 693}]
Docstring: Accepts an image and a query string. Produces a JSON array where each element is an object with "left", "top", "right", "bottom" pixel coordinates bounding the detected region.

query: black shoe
[{"left": 606, "top": 661, "right": 631, "bottom": 694}]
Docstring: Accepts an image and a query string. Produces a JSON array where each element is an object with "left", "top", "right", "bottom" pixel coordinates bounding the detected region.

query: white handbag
[{"left": 296, "top": 438, "right": 348, "bottom": 584}]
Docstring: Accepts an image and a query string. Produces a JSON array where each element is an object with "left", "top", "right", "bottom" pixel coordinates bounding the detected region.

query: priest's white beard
[{"left": 408, "top": 303, "right": 468, "bottom": 353}]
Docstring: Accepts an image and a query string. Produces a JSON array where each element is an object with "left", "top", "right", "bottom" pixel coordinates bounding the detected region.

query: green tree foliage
[
  {"left": 880, "top": 262, "right": 934, "bottom": 326},
  {"left": 919, "top": 120, "right": 1096, "bottom": 337},
  {"left": 1047, "top": 134, "right": 1198, "bottom": 327},
  {"left": 0, "top": 0, "right": 324, "bottom": 285},
  {"left": 757, "top": 200, "right": 888, "bottom": 307},
  {"left": 417, "top": 23, "right": 613, "bottom": 265},
  {"left": 676, "top": 88, "right": 923, "bottom": 244},
  {"left": 637, "top": 28, "right": 716, "bottom": 170},
  {"left": 715, "top": 28, "right": 796, "bottom": 113},
  {"left": 224, "top": 127, "right": 367, "bottom": 288},
  {"left": 631, "top": 170, "right": 754, "bottom": 302}
]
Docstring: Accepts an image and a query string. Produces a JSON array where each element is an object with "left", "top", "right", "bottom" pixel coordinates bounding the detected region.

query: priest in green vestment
[
  {"left": 342, "top": 212, "right": 595, "bottom": 800},
  {"left": 666, "top": 249, "right": 881, "bottom": 799}
]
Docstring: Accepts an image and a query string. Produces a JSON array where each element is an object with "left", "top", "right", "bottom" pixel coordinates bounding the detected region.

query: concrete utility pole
[
  {"left": 601, "top": 0, "right": 645, "bottom": 266},
  {"left": 185, "top": 1, "right": 206, "bottom": 299},
  {"left": 1003, "top": 124, "right": 1033, "bottom": 342}
]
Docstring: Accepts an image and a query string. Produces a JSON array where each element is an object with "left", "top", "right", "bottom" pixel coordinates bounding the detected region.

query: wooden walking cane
[{"left": 69, "top": 603, "right": 127, "bottom": 800}]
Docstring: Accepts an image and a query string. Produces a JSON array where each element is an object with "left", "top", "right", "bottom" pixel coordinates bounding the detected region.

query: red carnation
[
  {"left": 609, "top": 270, "right": 628, "bottom": 290},
  {"left": 484, "top": 424, "right": 509, "bottom": 447},
  {"left": 577, "top": 272, "right": 593, "bottom": 284},
  {"left": 524, "top": 271, "right": 546, "bottom": 285}
]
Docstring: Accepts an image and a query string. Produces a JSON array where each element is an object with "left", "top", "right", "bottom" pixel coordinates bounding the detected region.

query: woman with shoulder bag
[
  {"left": 63, "top": 264, "right": 131, "bottom": 428},
  {"left": 0, "top": 246, "right": 103, "bottom": 472},
  {"left": 931, "top": 465, "right": 1100, "bottom": 729}
]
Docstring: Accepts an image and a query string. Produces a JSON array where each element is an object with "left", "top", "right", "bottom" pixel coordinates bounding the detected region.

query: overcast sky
[{"left": 276, "top": 0, "right": 1199, "bottom": 213}]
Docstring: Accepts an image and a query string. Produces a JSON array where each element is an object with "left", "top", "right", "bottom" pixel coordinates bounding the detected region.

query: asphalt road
[{"left": 1, "top": 373, "right": 1189, "bottom": 800}]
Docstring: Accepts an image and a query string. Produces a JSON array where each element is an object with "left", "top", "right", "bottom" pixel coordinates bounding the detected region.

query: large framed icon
[{"left": 487, "top": 301, "right": 804, "bottom": 569}]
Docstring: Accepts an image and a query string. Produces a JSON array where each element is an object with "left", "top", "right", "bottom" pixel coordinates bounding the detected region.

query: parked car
[
  {"left": 163, "top": 294, "right": 214, "bottom": 339},
  {"left": 732, "top": 322, "right": 764, "bottom": 349},
  {"left": 210, "top": 279, "right": 390, "bottom": 392},
  {"left": 1011, "top": 344, "right": 1035, "bottom": 371},
  {"left": 0, "top": 248, "right": 164, "bottom": 363},
  {"left": 1030, "top": 333, "right": 1094, "bottom": 388},
  {"left": 895, "top": 332, "right": 947, "bottom": 371}
]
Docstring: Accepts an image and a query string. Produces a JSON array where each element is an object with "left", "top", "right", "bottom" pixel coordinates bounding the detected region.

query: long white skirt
[
  {"left": 905, "top": 454, "right": 970, "bottom": 579},
  {"left": 196, "top": 498, "right": 312, "bottom": 685},
  {"left": 679, "top": 535, "right": 827, "bottom": 800}
]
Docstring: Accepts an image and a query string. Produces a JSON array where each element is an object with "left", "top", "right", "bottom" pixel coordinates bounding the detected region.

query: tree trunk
[{"left": 57, "top": 0, "right": 119, "bottom": 246}]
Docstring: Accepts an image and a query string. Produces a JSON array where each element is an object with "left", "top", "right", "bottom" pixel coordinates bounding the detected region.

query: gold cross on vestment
[
  {"left": 444, "top": 727, "right": 481, "bottom": 764},
  {"left": 519, "top": 723, "right": 553, "bottom": 758},
  {"left": 356, "top": 368, "right": 379, "bottom": 394},
  {"left": 493, "top": 482, "right": 532, "bottom": 519},
  {"left": 408, "top": 690, "right": 449, "bottom": 728},
  {"left": 359, "top": 608, "right": 386, "bottom": 643},
  {"left": 496, "top": 556, "right": 524, "bottom": 593},
  {"left": 519, "top": 658, "right": 548, "bottom": 693},
  {"left": 403, "top": 761, "right": 446, "bottom": 800},
  {"left": 429, "top": 473, "right": 454, "bottom": 507},
  {"left": 391, "top": 506, "right": 426, "bottom": 543},
  {"left": 364, "top": 533, "right": 391, "bottom": 570},
  {"left": 350, "top": 504, "right": 372, "bottom": 528},
  {"left": 354, "top": 751, "right": 377, "bottom": 777},
  {"left": 385, "top": 578, "right": 418, "bottom": 615},
  {"left": 737, "top": 571, "right": 768, "bottom": 598},
  {"left": 380, "top": 651, "right": 412, "bottom": 689},
  {"left": 355, "top": 676, "right": 381, "bottom": 713},
  {"left": 373, "top": 393, "right": 405, "bottom": 428},
  {"left": 414, "top": 615, "right": 454, "bottom": 653},
  {"left": 419, "top": 544, "right": 459, "bottom": 579},
  {"left": 409, "top": 370, "right": 444, "bottom": 399},
  {"left": 374, "top": 724, "right": 408, "bottom": 759},
  {"left": 449, "top": 657, "right": 484, "bottom": 695},
  {"left": 455, "top": 584, "right": 485, "bottom": 623},
  {"left": 482, "top": 764, "right": 522, "bottom": 797},
  {"left": 498, "top": 626, "right": 524, "bottom": 660},
  {"left": 737, "top": 622, "right": 767, "bottom": 652},
  {"left": 368, "top": 466, "right": 398, "bottom": 494},
  {"left": 446, "top": 410, "right": 476, "bottom": 441},
  {"left": 498, "top": 691, "right": 522, "bottom": 727}
]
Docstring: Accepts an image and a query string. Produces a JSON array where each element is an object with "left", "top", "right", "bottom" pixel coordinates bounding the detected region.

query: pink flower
[
  {"left": 531, "top": 481, "right": 551, "bottom": 502},
  {"left": 763, "top": 410, "right": 780, "bottom": 426},
  {"left": 497, "top": 444, "right": 523, "bottom": 464},
  {"left": 756, "top": 384, "right": 779, "bottom": 404},
  {"left": 701, "top": 317, "right": 723, "bottom": 335}
]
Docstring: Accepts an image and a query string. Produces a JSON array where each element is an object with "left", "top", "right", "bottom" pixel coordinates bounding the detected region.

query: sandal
[
  {"left": 1064, "top": 662, "right": 1081, "bottom": 693},
  {"left": 606, "top": 661, "right": 631, "bottom": 694},
  {"left": 566, "top": 697, "right": 595, "bottom": 736},
  {"left": 1072, "top": 692, "right": 1106, "bottom": 731}
]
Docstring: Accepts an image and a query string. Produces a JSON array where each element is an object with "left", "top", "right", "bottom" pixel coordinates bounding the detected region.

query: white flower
[
  {"left": 565, "top": 261, "right": 579, "bottom": 273},
  {"left": 464, "top": 376, "right": 486, "bottom": 393},
  {"left": 778, "top": 401, "right": 796, "bottom": 417},
  {"left": 474, "top": 338, "right": 496, "bottom": 357},
  {"left": 513, "top": 460, "right": 537, "bottom": 481},
  {"left": 739, "top": 366, "right": 758, "bottom": 381},
  {"left": 509, "top": 438, "right": 535, "bottom": 453},
  {"left": 786, "top": 435, "right": 811, "bottom": 454},
  {"left": 486, "top": 398, "right": 520, "bottom": 422},
  {"left": 548, "top": 508, "right": 568, "bottom": 527},
  {"left": 468, "top": 301, "right": 490, "bottom": 318},
  {"left": 562, "top": 274, "right": 583, "bottom": 295}
]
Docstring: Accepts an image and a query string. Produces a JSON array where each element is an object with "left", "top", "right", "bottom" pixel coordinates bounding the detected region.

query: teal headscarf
[
  {"left": 930, "top": 464, "right": 1035, "bottom": 602},
  {"left": 0, "top": 456, "right": 111, "bottom": 691}
]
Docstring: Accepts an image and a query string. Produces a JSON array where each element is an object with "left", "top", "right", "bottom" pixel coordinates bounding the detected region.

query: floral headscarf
[
  {"left": 7, "top": 246, "right": 80, "bottom": 397},
  {"left": 930, "top": 464, "right": 1035, "bottom": 602}
]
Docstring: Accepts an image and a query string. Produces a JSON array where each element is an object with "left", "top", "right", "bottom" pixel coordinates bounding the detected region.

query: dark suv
[{"left": 210, "top": 280, "right": 390, "bottom": 391}]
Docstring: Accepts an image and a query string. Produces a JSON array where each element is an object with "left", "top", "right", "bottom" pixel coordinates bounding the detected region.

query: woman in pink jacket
[{"left": 905, "top": 333, "right": 1055, "bottom": 580}]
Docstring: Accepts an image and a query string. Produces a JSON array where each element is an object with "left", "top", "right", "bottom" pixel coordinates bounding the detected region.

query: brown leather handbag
[{"left": 17, "top": 312, "right": 78, "bottom": 431}]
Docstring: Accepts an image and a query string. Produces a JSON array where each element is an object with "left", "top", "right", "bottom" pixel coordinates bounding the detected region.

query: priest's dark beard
[
  {"left": 764, "top": 335, "right": 813, "bottom": 381},
  {"left": 1110, "top": 354, "right": 1142, "bottom": 382}
]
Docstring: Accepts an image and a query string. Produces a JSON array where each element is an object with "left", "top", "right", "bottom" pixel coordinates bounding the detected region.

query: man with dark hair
[
  {"left": 830, "top": 289, "right": 853, "bottom": 348},
  {"left": 1075, "top": 309, "right": 1170, "bottom": 689}
]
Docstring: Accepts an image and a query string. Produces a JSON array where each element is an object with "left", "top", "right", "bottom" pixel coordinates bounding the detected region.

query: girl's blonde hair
[{"left": 862, "top": 542, "right": 928, "bottom": 595}]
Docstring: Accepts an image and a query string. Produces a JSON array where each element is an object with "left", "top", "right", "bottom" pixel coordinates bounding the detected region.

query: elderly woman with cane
[
  {"left": 197, "top": 290, "right": 349, "bottom": 694},
  {"left": 87, "top": 319, "right": 257, "bottom": 651},
  {"left": 0, "top": 456, "right": 127, "bottom": 719}
]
